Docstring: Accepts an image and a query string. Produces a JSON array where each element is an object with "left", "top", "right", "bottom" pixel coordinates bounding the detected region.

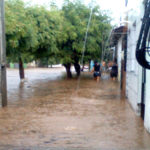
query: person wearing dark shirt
[
  {"left": 110, "top": 59, "right": 118, "bottom": 81},
  {"left": 91, "top": 61, "right": 101, "bottom": 82}
]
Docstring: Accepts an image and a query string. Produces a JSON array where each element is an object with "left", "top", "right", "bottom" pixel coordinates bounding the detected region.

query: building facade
[
  {"left": 126, "top": 0, "right": 150, "bottom": 132},
  {"left": 126, "top": 0, "right": 144, "bottom": 115},
  {"left": 110, "top": 0, "right": 150, "bottom": 133}
]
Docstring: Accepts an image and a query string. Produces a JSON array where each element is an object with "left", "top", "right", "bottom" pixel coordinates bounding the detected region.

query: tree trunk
[
  {"left": 64, "top": 63, "right": 72, "bottom": 78},
  {"left": 74, "top": 63, "right": 80, "bottom": 77},
  {"left": 72, "top": 52, "right": 81, "bottom": 77},
  {"left": 19, "top": 57, "right": 25, "bottom": 80}
]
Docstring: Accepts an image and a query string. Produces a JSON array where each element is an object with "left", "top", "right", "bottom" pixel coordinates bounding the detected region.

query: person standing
[
  {"left": 110, "top": 59, "right": 118, "bottom": 81},
  {"left": 102, "top": 61, "right": 106, "bottom": 75},
  {"left": 91, "top": 60, "right": 101, "bottom": 82}
]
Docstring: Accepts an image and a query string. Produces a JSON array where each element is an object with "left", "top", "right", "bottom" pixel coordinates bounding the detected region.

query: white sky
[{"left": 24, "top": 0, "right": 126, "bottom": 25}]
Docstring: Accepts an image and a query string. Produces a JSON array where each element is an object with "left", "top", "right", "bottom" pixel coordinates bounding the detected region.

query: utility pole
[{"left": 0, "top": 0, "right": 7, "bottom": 107}]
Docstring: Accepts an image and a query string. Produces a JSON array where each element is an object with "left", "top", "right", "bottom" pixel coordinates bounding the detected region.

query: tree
[
  {"left": 26, "top": 5, "right": 63, "bottom": 67},
  {"left": 5, "top": 0, "right": 38, "bottom": 79},
  {"left": 58, "top": 0, "right": 112, "bottom": 78},
  {"left": 5, "top": 0, "right": 112, "bottom": 79},
  {"left": 5, "top": 0, "right": 61, "bottom": 79}
]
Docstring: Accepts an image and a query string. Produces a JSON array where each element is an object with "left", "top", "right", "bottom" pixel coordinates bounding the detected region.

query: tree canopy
[
  {"left": 5, "top": 0, "right": 112, "bottom": 78},
  {"left": 5, "top": 0, "right": 38, "bottom": 63}
]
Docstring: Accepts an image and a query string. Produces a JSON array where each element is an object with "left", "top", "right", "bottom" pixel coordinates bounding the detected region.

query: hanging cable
[
  {"left": 76, "top": 0, "right": 94, "bottom": 90},
  {"left": 80, "top": 0, "right": 94, "bottom": 68}
]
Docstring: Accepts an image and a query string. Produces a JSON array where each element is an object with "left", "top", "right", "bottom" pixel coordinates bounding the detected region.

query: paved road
[{"left": 0, "top": 68, "right": 150, "bottom": 150}]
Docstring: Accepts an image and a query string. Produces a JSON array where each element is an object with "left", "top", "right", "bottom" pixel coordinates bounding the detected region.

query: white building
[
  {"left": 126, "top": 0, "right": 150, "bottom": 133},
  {"left": 126, "top": 0, "right": 144, "bottom": 116},
  {"left": 110, "top": 0, "right": 150, "bottom": 133}
]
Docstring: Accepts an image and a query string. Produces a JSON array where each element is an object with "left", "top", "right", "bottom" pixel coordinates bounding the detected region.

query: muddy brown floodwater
[{"left": 0, "top": 68, "right": 150, "bottom": 150}]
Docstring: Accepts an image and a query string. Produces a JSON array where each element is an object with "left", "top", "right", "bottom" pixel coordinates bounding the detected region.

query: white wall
[
  {"left": 127, "top": 0, "right": 150, "bottom": 133},
  {"left": 117, "top": 37, "right": 122, "bottom": 82},
  {"left": 144, "top": 47, "right": 150, "bottom": 132},
  {"left": 126, "top": 21, "right": 142, "bottom": 114},
  {"left": 126, "top": 0, "right": 144, "bottom": 114},
  {"left": 145, "top": 70, "right": 150, "bottom": 132}
]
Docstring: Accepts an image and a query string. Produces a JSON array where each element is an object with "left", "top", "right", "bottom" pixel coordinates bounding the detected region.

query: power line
[{"left": 76, "top": 0, "right": 94, "bottom": 90}]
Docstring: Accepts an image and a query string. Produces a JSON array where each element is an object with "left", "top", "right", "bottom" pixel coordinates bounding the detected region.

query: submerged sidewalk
[{"left": 0, "top": 69, "right": 150, "bottom": 149}]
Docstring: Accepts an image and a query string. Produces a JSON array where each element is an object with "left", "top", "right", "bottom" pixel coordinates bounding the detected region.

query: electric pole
[{"left": 0, "top": 0, "right": 7, "bottom": 107}]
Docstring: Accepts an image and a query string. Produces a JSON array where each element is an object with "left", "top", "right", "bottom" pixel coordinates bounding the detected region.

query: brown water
[{"left": 0, "top": 68, "right": 150, "bottom": 150}]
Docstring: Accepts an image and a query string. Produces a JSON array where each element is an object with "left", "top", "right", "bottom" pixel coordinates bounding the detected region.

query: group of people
[{"left": 91, "top": 59, "right": 118, "bottom": 82}]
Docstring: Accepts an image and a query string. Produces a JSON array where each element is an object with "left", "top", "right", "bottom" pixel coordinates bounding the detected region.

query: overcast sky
[{"left": 24, "top": 0, "right": 126, "bottom": 25}]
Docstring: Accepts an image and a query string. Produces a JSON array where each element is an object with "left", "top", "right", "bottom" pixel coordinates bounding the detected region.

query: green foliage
[
  {"left": 5, "top": 0, "right": 38, "bottom": 62},
  {"left": 59, "top": 0, "right": 112, "bottom": 64},
  {"left": 5, "top": 0, "right": 112, "bottom": 66}
]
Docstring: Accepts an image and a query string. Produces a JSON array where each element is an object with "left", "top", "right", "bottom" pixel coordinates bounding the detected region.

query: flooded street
[{"left": 0, "top": 68, "right": 150, "bottom": 150}]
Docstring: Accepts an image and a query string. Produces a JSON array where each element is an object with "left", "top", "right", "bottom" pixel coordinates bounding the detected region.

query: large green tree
[
  {"left": 58, "top": 0, "right": 112, "bottom": 78},
  {"left": 5, "top": 0, "right": 112, "bottom": 79},
  {"left": 5, "top": 0, "right": 38, "bottom": 79},
  {"left": 5, "top": 0, "right": 61, "bottom": 78},
  {"left": 26, "top": 6, "right": 60, "bottom": 61}
]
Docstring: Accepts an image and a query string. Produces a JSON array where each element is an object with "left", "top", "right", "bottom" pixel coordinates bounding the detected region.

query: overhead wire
[{"left": 76, "top": 0, "right": 94, "bottom": 91}]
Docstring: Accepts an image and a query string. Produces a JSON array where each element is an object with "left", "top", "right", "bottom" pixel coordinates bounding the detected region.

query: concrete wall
[
  {"left": 145, "top": 70, "right": 150, "bottom": 132},
  {"left": 127, "top": 0, "right": 150, "bottom": 133},
  {"left": 126, "top": 23, "right": 142, "bottom": 114},
  {"left": 126, "top": 0, "right": 144, "bottom": 114},
  {"left": 117, "top": 37, "right": 123, "bottom": 82},
  {"left": 144, "top": 48, "right": 150, "bottom": 132}
]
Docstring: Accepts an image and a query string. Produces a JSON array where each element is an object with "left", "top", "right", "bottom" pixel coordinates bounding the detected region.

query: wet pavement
[{"left": 0, "top": 68, "right": 150, "bottom": 150}]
